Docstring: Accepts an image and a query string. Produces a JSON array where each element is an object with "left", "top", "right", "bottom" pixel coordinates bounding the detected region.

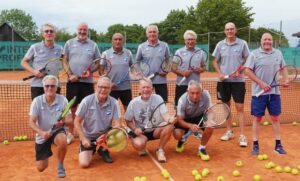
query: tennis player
[
  {"left": 136, "top": 25, "right": 171, "bottom": 101},
  {"left": 29, "top": 75, "right": 72, "bottom": 178},
  {"left": 100, "top": 33, "right": 133, "bottom": 110},
  {"left": 74, "top": 77, "right": 121, "bottom": 168},
  {"left": 174, "top": 80, "right": 213, "bottom": 160},
  {"left": 212, "top": 22, "right": 250, "bottom": 147},
  {"left": 21, "top": 23, "right": 63, "bottom": 100},
  {"left": 173, "top": 30, "right": 206, "bottom": 106},
  {"left": 125, "top": 78, "right": 174, "bottom": 163},
  {"left": 63, "top": 22, "right": 101, "bottom": 144},
  {"left": 244, "top": 33, "right": 287, "bottom": 155}
]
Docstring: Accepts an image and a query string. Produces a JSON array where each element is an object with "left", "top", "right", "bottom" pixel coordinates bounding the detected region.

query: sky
[{"left": 0, "top": 0, "right": 299, "bottom": 46}]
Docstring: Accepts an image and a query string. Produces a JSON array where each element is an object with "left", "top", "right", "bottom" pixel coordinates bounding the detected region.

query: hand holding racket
[
  {"left": 181, "top": 102, "right": 230, "bottom": 141},
  {"left": 129, "top": 102, "right": 177, "bottom": 138},
  {"left": 77, "top": 58, "right": 101, "bottom": 79},
  {"left": 223, "top": 61, "right": 246, "bottom": 80},
  {"left": 178, "top": 49, "right": 208, "bottom": 86},
  {"left": 255, "top": 65, "right": 298, "bottom": 97},
  {"left": 115, "top": 62, "right": 150, "bottom": 85},
  {"left": 147, "top": 56, "right": 182, "bottom": 79},
  {"left": 50, "top": 96, "right": 76, "bottom": 134},
  {"left": 91, "top": 128, "right": 128, "bottom": 152},
  {"left": 23, "top": 57, "right": 67, "bottom": 81}
]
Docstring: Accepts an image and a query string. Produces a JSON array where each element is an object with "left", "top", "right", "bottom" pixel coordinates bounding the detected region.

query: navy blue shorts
[{"left": 251, "top": 94, "right": 281, "bottom": 117}]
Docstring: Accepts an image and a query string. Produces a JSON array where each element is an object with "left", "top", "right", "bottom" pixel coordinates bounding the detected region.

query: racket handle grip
[
  {"left": 255, "top": 90, "right": 265, "bottom": 97},
  {"left": 147, "top": 74, "right": 155, "bottom": 79},
  {"left": 182, "top": 130, "right": 192, "bottom": 141},
  {"left": 23, "top": 75, "right": 35, "bottom": 81},
  {"left": 178, "top": 77, "right": 186, "bottom": 86},
  {"left": 124, "top": 127, "right": 137, "bottom": 138},
  {"left": 223, "top": 75, "right": 229, "bottom": 79}
]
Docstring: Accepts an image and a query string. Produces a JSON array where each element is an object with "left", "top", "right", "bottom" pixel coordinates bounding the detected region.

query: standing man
[
  {"left": 136, "top": 25, "right": 171, "bottom": 101},
  {"left": 174, "top": 80, "right": 213, "bottom": 160},
  {"left": 244, "top": 33, "right": 287, "bottom": 155},
  {"left": 74, "top": 77, "right": 122, "bottom": 168},
  {"left": 29, "top": 75, "right": 72, "bottom": 178},
  {"left": 212, "top": 22, "right": 250, "bottom": 147},
  {"left": 125, "top": 78, "right": 175, "bottom": 163},
  {"left": 21, "top": 23, "right": 63, "bottom": 100},
  {"left": 173, "top": 30, "right": 206, "bottom": 106},
  {"left": 100, "top": 33, "right": 133, "bottom": 110},
  {"left": 63, "top": 22, "right": 101, "bottom": 144}
]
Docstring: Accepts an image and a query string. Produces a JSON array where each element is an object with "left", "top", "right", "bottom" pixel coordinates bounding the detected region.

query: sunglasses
[
  {"left": 44, "top": 85, "right": 56, "bottom": 88},
  {"left": 44, "top": 30, "right": 54, "bottom": 34}
]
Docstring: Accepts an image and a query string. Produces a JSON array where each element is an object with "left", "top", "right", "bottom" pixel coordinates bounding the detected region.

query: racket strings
[
  {"left": 277, "top": 66, "right": 298, "bottom": 84},
  {"left": 204, "top": 104, "right": 230, "bottom": 127},
  {"left": 105, "top": 128, "right": 128, "bottom": 152},
  {"left": 149, "top": 102, "right": 176, "bottom": 128}
]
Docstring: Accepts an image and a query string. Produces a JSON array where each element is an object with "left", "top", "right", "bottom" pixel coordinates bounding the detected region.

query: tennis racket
[
  {"left": 50, "top": 96, "right": 76, "bottom": 134},
  {"left": 92, "top": 128, "right": 128, "bottom": 152},
  {"left": 115, "top": 62, "right": 150, "bottom": 85},
  {"left": 181, "top": 102, "right": 230, "bottom": 141},
  {"left": 178, "top": 48, "right": 208, "bottom": 86},
  {"left": 77, "top": 58, "right": 103, "bottom": 79},
  {"left": 223, "top": 61, "right": 246, "bottom": 79},
  {"left": 129, "top": 102, "right": 177, "bottom": 138},
  {"left": 147, "top": 56, "right": 182, "bottom": 79},
  {"left": 22, "top": 57, "right": 68, "bottom": 81},
  {"left": 255, "top": 65, "right": 298, "bottom": 97}
]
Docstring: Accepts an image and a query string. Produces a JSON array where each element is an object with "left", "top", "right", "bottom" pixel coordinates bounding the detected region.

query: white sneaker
[
  {"left": 220, "top": 130, "right": 234, "bottom": 141},
  {"left": 66, "top": 132, "right": 74, "bottom": 145},
  {"left": 156, "top": 149, "right": 166, "bottom": 163},
  {"left": 138, "top": 150, "right": 147, "bottom": 156},
  {"left": 239, "top": 135, "right": 247, "bottom": 147}
]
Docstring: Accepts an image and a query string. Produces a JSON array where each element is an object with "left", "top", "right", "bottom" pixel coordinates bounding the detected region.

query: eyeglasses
[
  {"left": 44, "top": 30, "right": 54, "bottom": 34},
  {"left": 44, "top": 85, "right": 56, "bottom": 88}
]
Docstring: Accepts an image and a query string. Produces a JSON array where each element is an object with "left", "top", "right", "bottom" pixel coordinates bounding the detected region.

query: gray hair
[
  {"left": 146, "top": 24, "right": 159, "bottom": 33},
  {"left": 98, "top": 76, "right": 112, "bottom": 87},
  {"left": 42, "top": 75, "right": 58, "bottom": 86},
  {"left": 139, "top": 77, "right": 153, "bottom": 87},
  {"left": 42, "top": 23, "right": 56, "bottom": 33},
  {"left": 187, "top": 80, "right": 202, "bottom": 91},
  {"left": 183, "top": 30, "right": 197, "bottom": 40}
]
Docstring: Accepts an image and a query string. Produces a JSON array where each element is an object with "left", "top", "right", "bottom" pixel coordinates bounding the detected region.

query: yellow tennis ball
[
  {"left": 262, "top": 154, "right": 268, "bottom": 160},
  {"left": 292, "top": 121, "right": 297, "bottom": 126},
  {"left": 13, "top": 136, "right": 18, "bottom": 141},
  {"left": 298, "top": 165, "right": 300, "bottom": 170},
  {"left": 161, "top": 169, "right": 168, "bottom": 175},
  {"left": 17, "top": 136, "right": 23, "bottom": 141},
  {"left": 3, "top": 140, "right": 9, "bottom": 145},
  {"left": 22, "top": 135, "right": 28, "bottom": 141},
  {"left": 201, "top": 168, "right": 209, "bottom": 177},
  {"left": 284, "top": 166, "right": 292, "bottom": 173},
  {"left": 192, "top": 169, "right": 199, "bottom": 176},
  {"left": 291, "top": 168, "right": 299, "bottom": 175},
  {"left": 232, "top": 122, "right": 237, "bottom": 127},
  {"left": 265, "top": 163, "right": 272, "bottom": 169},
  {"left": 217, "top": 176, "right": 225, "bottom": 181},
  {"left": 133, "top": 176, "right": 140, "bottom": 181},
  {"left": 194, "top": 174, "right": 202, "bottom": 181},
  {"left": 235, "top": 160, "right": 243, "bottom": 167},
  {"left": 162, "top": 172, "right": 170, "bottom": 179},
  {"left": 232, "top": 170, "right": 240, "bottom": 177},
  {"left": 257, "top": 155, "right": 264, "bottom": 161},
  {"left": 140, "top": 176, "right": 147, "bottom": 181},
  {"left": 253, "top": 174, "right": 261, "bottom": 181},
  {"left": 274, "top": 166, "right": 282, "bottom": 173},
  {"left": 263, "top": 121, "right": 269, "bottom": 126}
]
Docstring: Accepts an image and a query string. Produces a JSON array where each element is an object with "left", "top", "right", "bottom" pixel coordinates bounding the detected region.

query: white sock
[{"left": 199, "top": 144, "right": 205, "bottom": 150}]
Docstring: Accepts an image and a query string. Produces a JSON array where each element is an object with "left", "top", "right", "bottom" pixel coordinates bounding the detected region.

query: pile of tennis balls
[
  {"left": 133, "top": 176, "right": 147, "bottom": 181},
  {"left": 13, "top": 135, "right": 28, "bottom": 141},
  {"left": 191, "top": 168, "right": 210, "bottom": 180}
]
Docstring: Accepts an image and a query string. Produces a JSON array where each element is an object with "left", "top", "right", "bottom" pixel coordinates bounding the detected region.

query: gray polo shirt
[
  {"left": 244, "top": 47, "right": 286, "bottom": 96},
  {"left": 63, "top": 37, "right": 101, "bottom": 83},
  {"left": 177, "top": 90, "right": 212, "bottom": 118},
  {"left": 125, "top": 94, "right": 164, "bottom": 131},
  {"left": 136, "top": 40, "right": 170, "bottom": 84},
  {"left": 175, "top": 47, "right": 206, "bottom": 85},
  {"left": 75, "top": 94, "right": 121, "bottom": 140},
  {"left": 101, "top": 47, "right": 133, "bottom": 90},
  {"left": 29, "top": 94, "right": 69, "bottom": 144},
  {"left": 212, "top": 38, "right": 250, "bottom": 82},
  {"left": 24, "top": 42, "right": 63, "bottom": 87}
]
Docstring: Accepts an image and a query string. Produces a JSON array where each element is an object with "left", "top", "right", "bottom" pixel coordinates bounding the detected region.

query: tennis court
[{"left": 0, "top": 71, "right": 300, "bottom": 180}]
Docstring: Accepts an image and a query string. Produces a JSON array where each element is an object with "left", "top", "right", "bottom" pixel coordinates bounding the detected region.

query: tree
[
  {"left": 55, "top": 28, "right": 73, "bottom": 42},
  {"left": 0, "top": 9, "right": 39, "bottom": 41}
]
